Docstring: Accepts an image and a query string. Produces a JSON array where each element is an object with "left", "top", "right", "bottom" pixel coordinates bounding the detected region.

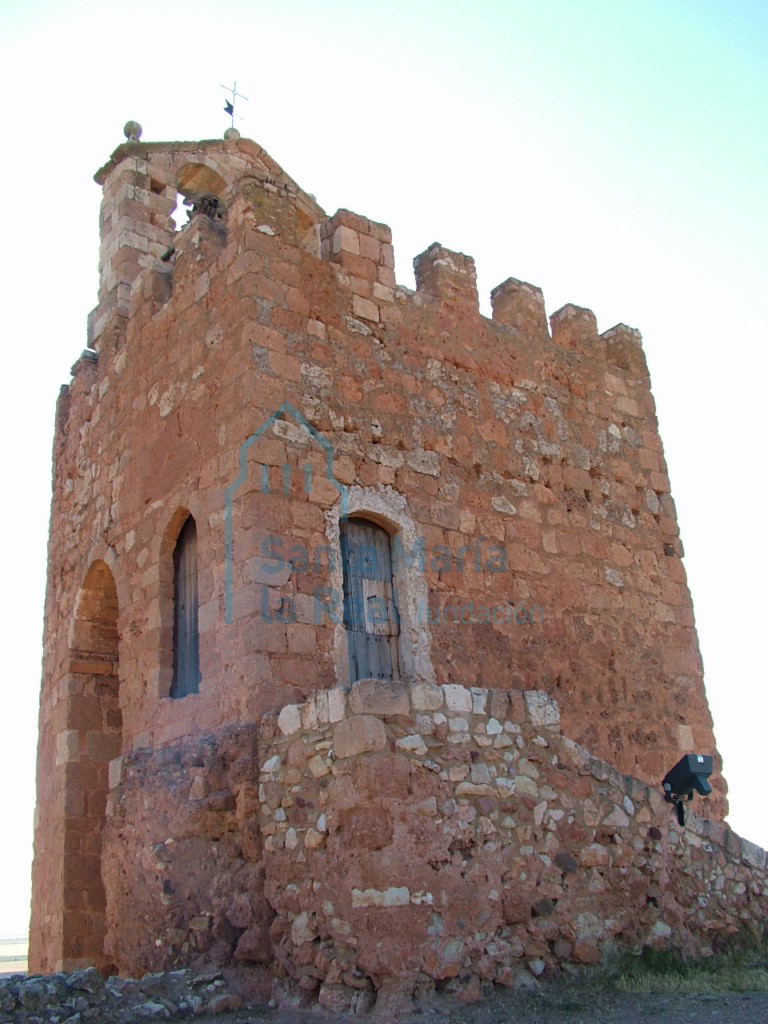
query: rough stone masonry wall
[
  {"left": 101, "top": 725, "right": 275, "bottom": 978},
  {"left": 32, "top": 132, "right": 726, "bottom": 974},
  {"left": 257, "top": 681, "right": 768, "bottom": 1010},
  {"left": 39, "top": 134, "right": 721, "bottom": 795}
]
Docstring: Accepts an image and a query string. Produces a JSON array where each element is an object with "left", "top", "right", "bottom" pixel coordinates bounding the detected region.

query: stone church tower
[{"left": 31, "top": 126, "right": 755, "bottom": 998}]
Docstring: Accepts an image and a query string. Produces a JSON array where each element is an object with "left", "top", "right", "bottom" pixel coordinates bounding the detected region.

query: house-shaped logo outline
[{"left": 224, "top": 402, "right": 349, "bottom": 624}]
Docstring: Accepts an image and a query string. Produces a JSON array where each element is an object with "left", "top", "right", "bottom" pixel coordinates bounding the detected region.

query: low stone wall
[
  {"left": 100, "top": 682, "right": 768, "bottom": 1009},
  {"left": 0, "top": 966, "right": 260, "bottom": 1022},
  {"left": 258, "top": 680, "right": 768, "bottom": 1008}
]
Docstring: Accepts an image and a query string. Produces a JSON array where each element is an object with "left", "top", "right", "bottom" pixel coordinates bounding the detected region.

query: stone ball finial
[
  {"left": 224, "top": 127, "right": 241, "bottom": 141},
  {"left": 123, "top": 120, "right": 143, "bottom": 142}
]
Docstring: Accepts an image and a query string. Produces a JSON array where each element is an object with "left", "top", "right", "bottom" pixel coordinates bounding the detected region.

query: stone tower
[{"left": 30, "top": 127, "right": 744, "bottom": 990}]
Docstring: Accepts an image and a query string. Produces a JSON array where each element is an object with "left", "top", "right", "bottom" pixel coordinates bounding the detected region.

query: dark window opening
[{"left": 171, "top": 516, "right": 201, "bottom": 698}]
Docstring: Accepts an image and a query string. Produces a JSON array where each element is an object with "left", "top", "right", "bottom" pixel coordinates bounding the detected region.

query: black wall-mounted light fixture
[{"left": 662, "top": 754, "right": 713, "bottom": 826}]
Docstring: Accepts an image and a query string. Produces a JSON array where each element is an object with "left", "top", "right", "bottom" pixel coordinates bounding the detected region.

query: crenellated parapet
[{"left": 83, "top": 126, "right": 651, "bottom": 382}]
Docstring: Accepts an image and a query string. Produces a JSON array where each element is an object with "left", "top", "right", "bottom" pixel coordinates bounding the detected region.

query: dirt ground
[
  {"left": 5, "top": 961, "right": 768, "bottom": 1023},
  {"left": 190, "top": 982, "right": 768, "bottom": 1024}
]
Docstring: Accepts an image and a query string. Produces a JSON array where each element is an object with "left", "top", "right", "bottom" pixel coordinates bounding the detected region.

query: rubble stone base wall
[
  {"left": 103, "top": 725, "right": 274, "bottom": 977},
  {"left": 257, "top": 681, "right": 768, "bottom": 1008},
  {"left": 101, "top": 683, "right": 767, "bottom": 1009}
]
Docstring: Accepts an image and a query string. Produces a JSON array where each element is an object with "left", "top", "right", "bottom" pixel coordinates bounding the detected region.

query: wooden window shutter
[
  {"left": 340, "top": 519, "right": 400, "bottom": 683},
  {"left": 171, "top": 516, "right": 201, "bottom": 698}
]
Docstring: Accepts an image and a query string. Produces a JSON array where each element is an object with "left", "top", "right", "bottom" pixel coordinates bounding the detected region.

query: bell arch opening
[
  {"left": 172, "top": 163, "right": 229, "bottom": 231},
  {"left": 62, "top": 560, "right": 122, "bottom": 970}
]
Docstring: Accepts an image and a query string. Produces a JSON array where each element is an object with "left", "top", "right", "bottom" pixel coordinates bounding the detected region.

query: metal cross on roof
[{"left": 221, "top": 80, "right": 249, "bottom": 127}]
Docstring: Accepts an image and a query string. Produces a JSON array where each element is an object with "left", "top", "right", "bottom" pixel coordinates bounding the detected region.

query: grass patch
[
  {"left": 610, "top": 945, "right": 768, "bottom": 994},
  {"left": 615, "top": 967, "right": 768, "bottom": 994}
]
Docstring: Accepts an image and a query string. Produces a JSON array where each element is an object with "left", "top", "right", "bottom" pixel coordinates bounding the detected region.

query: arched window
[
  {"left": 340, "top": 519, "right": 400, "bottom": 683},
  {"left": 171, "top": 516, "right": 201, "bottom": 698}
]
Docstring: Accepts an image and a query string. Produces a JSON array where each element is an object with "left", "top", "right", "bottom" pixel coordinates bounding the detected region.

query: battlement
[{"left": 87, "top": 126, "right": 645, "bottom": 381}]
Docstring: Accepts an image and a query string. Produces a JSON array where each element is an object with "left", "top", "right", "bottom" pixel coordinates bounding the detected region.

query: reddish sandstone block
[
  {"left": 337, "top": 805, "right": 393, "bottom": 850},
  {"left": 333, "top": 716, "right": 387, "bottom": 758}
]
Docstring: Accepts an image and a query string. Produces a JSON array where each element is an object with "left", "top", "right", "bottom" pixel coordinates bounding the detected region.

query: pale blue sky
[{"left": 0, "top": 0, "right": 766, "bottom": 938}]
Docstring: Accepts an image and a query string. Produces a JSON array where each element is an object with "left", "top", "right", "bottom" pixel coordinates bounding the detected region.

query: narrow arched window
[
  {"left": 340, "top": 519, "right": 400, "bottom": 683},
  {"left": 171, "top": 516, "right": 201, "bottom": 697}
]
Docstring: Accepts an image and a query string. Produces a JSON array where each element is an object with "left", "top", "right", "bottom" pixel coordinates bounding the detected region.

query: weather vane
[{"left": 221, "top": 81, "right": 249, "bottom": 128}]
